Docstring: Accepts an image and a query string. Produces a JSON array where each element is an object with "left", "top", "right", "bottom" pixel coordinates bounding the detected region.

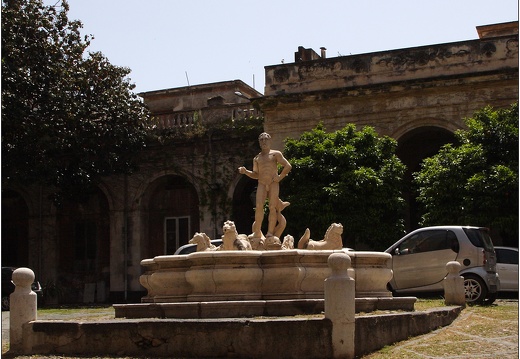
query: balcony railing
[{"left": 153, "top": 104, "right": 260, "bottom": 130}]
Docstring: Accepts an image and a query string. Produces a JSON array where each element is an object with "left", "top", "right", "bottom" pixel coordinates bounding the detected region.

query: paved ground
[{"left": 2, "top": 298, "right": 518, "bottom": 358}]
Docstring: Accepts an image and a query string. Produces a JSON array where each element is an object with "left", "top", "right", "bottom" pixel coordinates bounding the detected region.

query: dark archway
[
  {"left": 1, "top": 189, "right": 29, "bottom": 267},
  {"left": 145, "top": 175, "right": 200, "bottom": 257},
  {"left": 56, "top": 187, "right": 110, "bottom": 303},
  {"left": 397, "top": 126, "right": 457, "bottom": 231},
  {"left": 232, "top": 176, "right": 257, "bottom": 235}
]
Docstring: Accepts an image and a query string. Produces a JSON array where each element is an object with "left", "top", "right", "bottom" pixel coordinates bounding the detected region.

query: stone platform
[{"left": 114, "top": 297, "right": 417, "bottom": 319}]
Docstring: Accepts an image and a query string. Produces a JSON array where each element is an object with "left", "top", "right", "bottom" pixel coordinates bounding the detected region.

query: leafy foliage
[
  {"left": 414, "top": 103, "right": 518, "bottom": 245},
  {"left": 154, "top": 114, "right": 264, "bottom": 143},
  {"left": 282, "top": 123, "right": 406, "bottom": 249},
  {"left": 2, "top": 0, "right": 151, "bottom": 204}
]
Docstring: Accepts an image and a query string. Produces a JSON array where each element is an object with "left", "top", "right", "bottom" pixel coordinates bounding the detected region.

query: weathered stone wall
[
  {"left": 140, "top": 80, "right": 262, "bottom": 113},
  {"left": 260, "top": 31, "right": 518, "bottom": 149},
  {"left": 9, "top": 129, "right": 260, "bottom": 302},
  {"left": 22, "top": 307, "right": 462, "bottom": 358},
  {"left": 99, "top": 131, "right": 260, "bottom": 298},
  {"left": 26, "top": 318, "right": 333, "bottom": 358},
  {"left": 354, "top": 306, "right": 462, "bottom": 357}
]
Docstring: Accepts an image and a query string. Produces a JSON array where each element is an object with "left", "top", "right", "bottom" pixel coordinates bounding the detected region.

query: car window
[
  {"left": 397, "top": 234, "right": 421, "bottom": 254},
  {"left": 398, "top": 230, "right": 454, "bottom": 254},
  {"left": 496, "top": 249, "right": 519, "bottom": 265},
  {"left": 447, "top": 231, "right": 459, "bottom": 253},
  {"left": 463, "top": 228, "right": 494, "bottom": 251}
]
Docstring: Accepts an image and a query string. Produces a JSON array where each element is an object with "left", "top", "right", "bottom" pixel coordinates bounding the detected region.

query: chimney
[
  {"left": 295, "top": 46, "right": 321, "bottom": 62},
  {"left": 320, "top": 47, "right": 327, "bottom": 59}
]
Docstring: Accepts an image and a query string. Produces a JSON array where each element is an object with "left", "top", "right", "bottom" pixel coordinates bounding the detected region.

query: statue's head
[
  {"left": 258, "top": 132, "right": 271, "bottom": 140},
  {"left": 283, "top": 235, "right": 294, "bottom": 245},
  {"left": 189, "top": 232, "right": 204, "bottom": 244},
  {"left": 258, "top": 132, "right": 271, "bottom": 149},
  {"left": 330, "top": 223, "right": 343, "bottom": 235},
  {"left": 222, "top": 220, "right": 237, "bottom": 235}
]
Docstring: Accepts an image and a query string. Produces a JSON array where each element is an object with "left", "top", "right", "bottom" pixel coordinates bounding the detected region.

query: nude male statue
[{"left": 238, "top": 132, "right": 292, "bottom": 240}]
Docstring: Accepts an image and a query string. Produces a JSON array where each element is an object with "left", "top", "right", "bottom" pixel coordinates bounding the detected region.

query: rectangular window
[{"left": 164, "top": 217, "right": 190, "bottom": 254}]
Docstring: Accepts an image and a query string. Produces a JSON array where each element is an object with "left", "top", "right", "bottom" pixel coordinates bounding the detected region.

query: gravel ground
[{"left": 2, "top": 298, "right": 518, "bottom": 358}]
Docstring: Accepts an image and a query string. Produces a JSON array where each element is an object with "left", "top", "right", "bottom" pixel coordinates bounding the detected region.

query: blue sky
[{"left": 46, "top": 0, "right": 518, "bottom": 94}]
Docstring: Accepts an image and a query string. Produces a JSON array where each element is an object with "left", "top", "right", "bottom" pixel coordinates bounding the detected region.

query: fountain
[
  {"left": 12, "top": 133, "right": 460, "bottom": 359},
  {"left": 115, "top": 132, "right": 415, "bottom": 319}
]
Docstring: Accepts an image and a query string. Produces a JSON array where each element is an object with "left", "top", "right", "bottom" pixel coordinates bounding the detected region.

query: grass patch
[
  {"left": 413, "top": 297, "right": 445, "bottom": 311},
  {"left": 37, "top": 305, "right": 115, "bottom": 321},
  {"left": 360, "top": 299, "right": 518, "bottom": 358}
]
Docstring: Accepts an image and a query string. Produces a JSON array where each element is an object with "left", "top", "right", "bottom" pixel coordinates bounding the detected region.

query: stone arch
[
  {"left": 391, "top": 117, "right": 462, "bottom": 142},
  {"left": 1, "top": 189, "right": 29, "bottom": 267},
  {"left": 95, "top": 179, "right": 118, "bottom": 212},
  {"left": 140, "top": 174, "right": 200, "bottom": 257},
  {"left": 396, "top": 125, "right": 457, "bottom": 231},
  {"left": 132, "top": 170, "right": 202, "bottom": 212},
  {"left": 397, "top": 126, "right": 457, "bottom": 175}
]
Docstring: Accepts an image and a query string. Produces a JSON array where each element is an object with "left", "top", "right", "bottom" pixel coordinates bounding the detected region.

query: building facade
[
  {"left": 2, "top": 80, "right": 263, "bottom": 303},
  {"left": 257, "top": 21, "right": 518, "bottom": 229},
  {"left": 2, "top": 22, "right": 517, "bottom": 304}
]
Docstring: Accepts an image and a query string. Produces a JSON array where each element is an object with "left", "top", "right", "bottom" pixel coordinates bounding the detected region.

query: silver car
[
  {"left": 385, "top": 226, "right": 500, "bottom": 304},
  {"left": 494, "top": 246, "right": 518, "bottom": 292}
]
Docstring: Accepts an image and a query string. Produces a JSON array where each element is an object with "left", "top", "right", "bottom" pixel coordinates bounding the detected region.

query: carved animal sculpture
[
  {"left": 189, "top": 232, "right": 217, "bottom": 252},
  {"left": 281, "top": 235, "right": 294, "bottom": 250},
  {"left": 297, "top": 223, "right": 344, "bottom": 250},
  {"left": 219, "top": 220, "right": 252, "bottom": 251}
]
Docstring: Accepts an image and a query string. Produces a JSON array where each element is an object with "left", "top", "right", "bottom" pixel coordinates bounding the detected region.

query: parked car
[
  {"left": 1, "top": 267, "right": 43, "bottom": 311},
  {"left": 494, "top": 246, "right": 518, "bottom": 292},
  {"left": 174, "top": 239, "right": 223, "bottom": 255},
  {"left": 385, "top": 226, "right": 500, "bottom": 304}
]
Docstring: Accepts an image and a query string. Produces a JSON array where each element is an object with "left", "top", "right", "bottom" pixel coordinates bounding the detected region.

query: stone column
[
  {"left": 325, "top": 252, "right": 355, "bottom": 359},
  {"left": 9, "top": 267, "right": 37, "bottom": 353},
  {"left": 443, "top": 261, "right": 466, "bottom": 306}
]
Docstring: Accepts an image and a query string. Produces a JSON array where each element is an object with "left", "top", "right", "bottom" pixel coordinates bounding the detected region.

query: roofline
[
  {"left": 138, "top": 79, "right": 262, "bottom": 98},
  {"left": 264, "top": 21, "right": 519, "bottom": 70}
]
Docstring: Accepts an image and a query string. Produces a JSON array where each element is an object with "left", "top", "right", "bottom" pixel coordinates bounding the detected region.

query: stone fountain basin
[{"left": 139, "top": 249, "right": 393, "bottom": 303}]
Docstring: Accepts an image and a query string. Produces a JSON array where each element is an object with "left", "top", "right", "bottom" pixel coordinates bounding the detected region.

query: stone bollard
[
  {"left": 324, "top": 252, "right": 355, "bottom": 359},
  {"left": 9, "top": 267, "right": 37, "bottom": 353},
  {"left": 443, "top": 261, "right": 466, "bottom": 306}
]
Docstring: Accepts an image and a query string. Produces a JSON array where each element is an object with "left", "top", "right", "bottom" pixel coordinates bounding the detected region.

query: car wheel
[
  {"left": 463, "top": 274, "right": 488, "bottom": 304},
  {"left": 1, "top": 296, "right": 9, "bottom": 311}
]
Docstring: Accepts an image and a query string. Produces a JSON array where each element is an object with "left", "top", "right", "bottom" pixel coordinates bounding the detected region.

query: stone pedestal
[
  {"left": 10, "top": 267, "right": 37, "bottom": 353},
  {"left": 443, "top": 261, "right": 466, "bottom": 306},
  {"left": 325, "top": 252, "right": 355, "bottom": 359}
]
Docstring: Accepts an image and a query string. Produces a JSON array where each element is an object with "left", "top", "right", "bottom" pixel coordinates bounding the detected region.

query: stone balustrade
[{"left": 153, "top": 105, "right": 260, "bottom": 129}]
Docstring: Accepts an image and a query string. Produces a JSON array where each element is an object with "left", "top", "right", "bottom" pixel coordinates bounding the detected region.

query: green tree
[
  {"left": 414, "top": 103, "right": 518, "bottom": 246},
  {"left": 282, "top": 123, "right": 406, "bottom": 249},
  {"left": 2, "top": 0, "right": 151, "bottom": 203}
]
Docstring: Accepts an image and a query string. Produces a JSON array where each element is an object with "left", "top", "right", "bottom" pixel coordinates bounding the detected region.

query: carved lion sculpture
[
  {"left": 219, "top": 220, "right": 252, "bottom": 251},
  {"left": 297, "top": 223, "right": 344, "bottom": 250},
  {"left": 189, "top": 232, "right": 217, "bottom": 252}
]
